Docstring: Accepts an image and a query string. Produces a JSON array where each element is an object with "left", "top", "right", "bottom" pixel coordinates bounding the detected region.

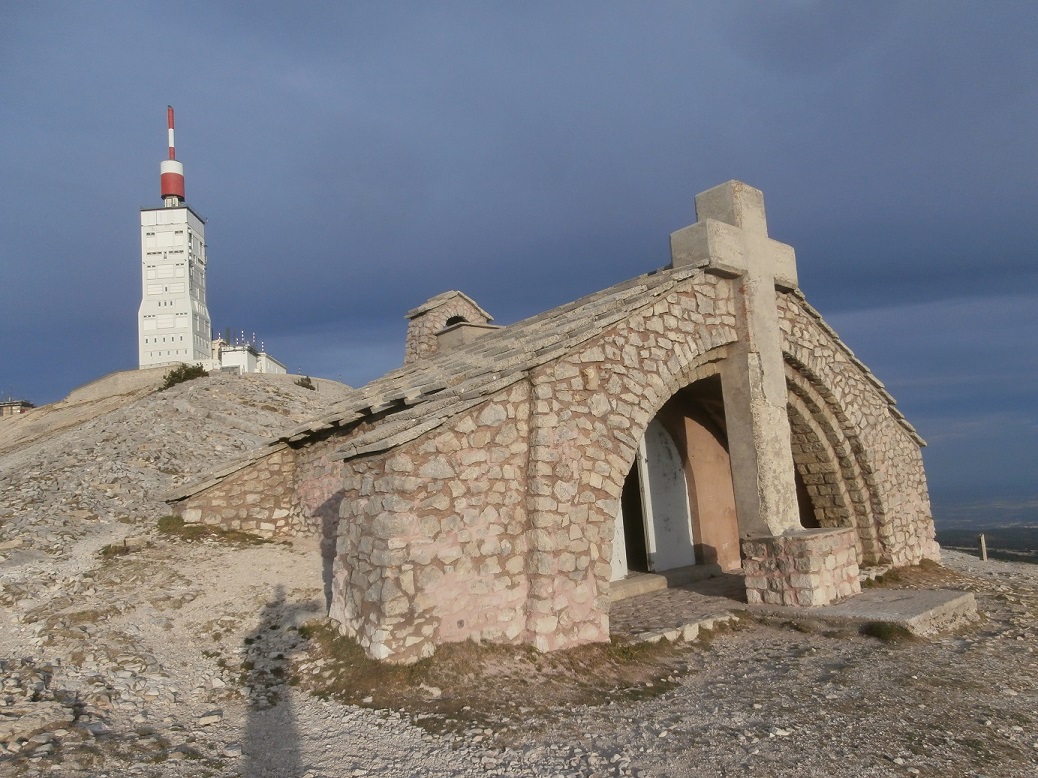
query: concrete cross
[
  {"left": 670, "top": 180, "right": 798, "bottom": 291},
  {"left": 670, "top": 181, "right": 801, "bottom": 537}
]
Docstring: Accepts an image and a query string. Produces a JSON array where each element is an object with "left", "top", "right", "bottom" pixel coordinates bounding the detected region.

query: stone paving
[
  {"left": 609, "top": 573, "right": 747, "bottom": 644},
  {"left": 610, "top": 568, "right": 978, "bottom": 646}
]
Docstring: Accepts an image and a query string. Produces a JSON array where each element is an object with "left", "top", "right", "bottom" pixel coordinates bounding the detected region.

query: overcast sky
[{"left": 2, "top": 2, "right": 1035, "bottom": 527}]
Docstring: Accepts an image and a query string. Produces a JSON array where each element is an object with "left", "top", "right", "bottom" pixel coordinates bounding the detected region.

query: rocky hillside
[
  {"left": 0, "top": 370, "right": 354, "bottom": 773},
  {"left": 0, "top": 370, "right": 352, "bottom": 563}
]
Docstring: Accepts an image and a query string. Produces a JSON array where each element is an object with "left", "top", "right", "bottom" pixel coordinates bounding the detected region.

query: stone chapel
[{"left": 169, "top": 181, "right": 940, "bottom": 663}]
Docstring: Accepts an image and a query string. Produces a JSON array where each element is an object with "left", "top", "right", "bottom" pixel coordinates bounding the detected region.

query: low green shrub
[
  {"left": 161, "top": 363, "right": 209, "bottom": 390},
  {"left": 157, "top": 514, "right": 270, "bottom": 545},
  {"left": 157, "top": 514, "right": 186, "bottom": 533},
  {"left": 99, "top": 543, "right": 134, "bottom": 558}
]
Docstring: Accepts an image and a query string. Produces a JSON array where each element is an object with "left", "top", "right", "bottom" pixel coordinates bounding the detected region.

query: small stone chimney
[{"left": 403, "top": 291, "right": 500, "bottom": 364}]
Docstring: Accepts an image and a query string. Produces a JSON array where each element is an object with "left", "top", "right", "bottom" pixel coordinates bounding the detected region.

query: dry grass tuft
[
  {"left": 859, "top": 621, "right": 917, "bottom": 643},
  {"left": 156, "top": 515, "right": 271, "bottom": 545},
  {"left": 290, "top": 620, "right": 691, "bottom": 738}
]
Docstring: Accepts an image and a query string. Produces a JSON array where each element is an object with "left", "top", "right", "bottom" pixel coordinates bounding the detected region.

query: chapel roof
[
  {"left": 166, "top": 259, "right": 919, "bottom": 502},
  {"left": 405, "top": 290, "right": 494, "bottom": 321},
  {"left": 285, "top": 262, "right": 707, "bottom": 460},
  {"left": 290, "top": 248, "right": 922, "bottom": 456}
]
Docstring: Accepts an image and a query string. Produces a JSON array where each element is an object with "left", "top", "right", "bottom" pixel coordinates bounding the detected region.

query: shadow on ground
[
  {"left": 241, "top": 585, "right": 319, "bottom": 778},
  {"left": 675, "top": 571, "right": 748, "bottom": 602}
]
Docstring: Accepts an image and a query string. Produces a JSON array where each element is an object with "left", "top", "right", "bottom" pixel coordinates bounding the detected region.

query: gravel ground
[{"left": 1, "top": 371, "right": 1036, "bottom": 777}]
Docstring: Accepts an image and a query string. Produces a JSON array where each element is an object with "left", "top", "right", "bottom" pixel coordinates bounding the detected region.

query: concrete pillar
[{"left": 670, "top": 181, "right": 800, "bottom": 537}]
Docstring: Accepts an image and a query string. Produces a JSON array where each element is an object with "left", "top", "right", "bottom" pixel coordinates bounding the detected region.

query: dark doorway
[
  {"left": 620, "top": 461, "right": 649, "bottom": 573},
  {"left": 795, "top": 468, "right": 821, "bottom": 528}
]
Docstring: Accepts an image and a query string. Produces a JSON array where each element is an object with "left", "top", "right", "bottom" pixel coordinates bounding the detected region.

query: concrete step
[
  {"left": 751, "top": 588, "right": 978, "bottom": 636},
  {"left": 609, "top": 563, "right": 727, "bottom": 603}
]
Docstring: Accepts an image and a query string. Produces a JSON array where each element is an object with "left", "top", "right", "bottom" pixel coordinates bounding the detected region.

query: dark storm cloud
[
  {"left": 1, "top": 2, "right": 1035, "bottom": 522},
  {"left": 827, "top": 294, "right": 1038, "bottom": 520}
]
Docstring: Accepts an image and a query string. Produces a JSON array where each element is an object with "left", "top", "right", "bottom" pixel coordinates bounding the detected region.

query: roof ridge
[{"left": 277, "top": 266, "right": 690, "bottom": 444}]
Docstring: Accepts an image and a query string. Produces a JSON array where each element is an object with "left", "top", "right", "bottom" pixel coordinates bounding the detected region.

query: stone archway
[
  {"left": 609, "top": 373, "right": 742, "bottom": 583},
  {"left": 603, "top": 353, "right": 874, "bottom": 599},
  {"left": 784, "top": 358, "right": 888, "bottom": 565}
]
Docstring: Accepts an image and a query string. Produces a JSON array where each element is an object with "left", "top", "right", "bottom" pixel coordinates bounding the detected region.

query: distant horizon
[{"left": 931, "top": 501, "right": 1038, "bottom": 531}]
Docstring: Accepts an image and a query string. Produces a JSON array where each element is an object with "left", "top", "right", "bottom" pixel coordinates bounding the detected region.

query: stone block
[
  {"left": 386, "top": 454, "right": 414, "bottom": 473},
  {"left": 478, "top": 403, "right": 508, "bottom": 426},
  {"left": 383, "top": 594, "right": 411, "bottom": 618},
  {"left": 681, "top": 623, "right": 700, "bottom": 642},
  {"left": 381, "top": 494, "right": 414, "bottom": 513},
  {"left": 376, "top": 476, "right": 422, "bottom": 494},
  {"left": 479, "top": 558, "right": 502, "bottom": 576},
  {"left": 418, "top": 458, "right": 455, "bottom": 479},
  {"left": 744, "top": 575, "right": 768, "bottom": 590},
  {"left": 372, "top": 513, "right": 415, "bottom": 539},
  {"left": 532, "top": 614, "right": 559, "bottom": 634},
  {"left": 788, "top": 573, "right": 819, "bottom": 590}
]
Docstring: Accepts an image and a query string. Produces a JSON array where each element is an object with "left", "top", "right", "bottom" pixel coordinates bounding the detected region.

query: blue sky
[{"left": 2, "top": 2, "right": 1035, "bottom": 526}]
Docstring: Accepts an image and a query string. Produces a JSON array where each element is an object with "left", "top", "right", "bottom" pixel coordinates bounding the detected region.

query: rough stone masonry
[{"left": 169, "top": 180, "right": 940, "bottom": 662}]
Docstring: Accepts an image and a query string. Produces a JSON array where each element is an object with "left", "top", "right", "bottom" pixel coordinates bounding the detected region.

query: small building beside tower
[
  {"left": 211, "top": 336, "right": 287, "bottom": 376},
  {"left": 0, "top": 400, "right": 35, "bottom": 419},
  {"left": 137, "top": 107, "right": 285, "bottom": 376}
]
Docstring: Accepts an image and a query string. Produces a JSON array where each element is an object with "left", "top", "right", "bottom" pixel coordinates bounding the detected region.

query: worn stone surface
[
  {"left": 748, "top": 586, "right": 978, "bottom": 636},
  {"left": 0, "top": 373, "right": 1035, "bottom": 776}
]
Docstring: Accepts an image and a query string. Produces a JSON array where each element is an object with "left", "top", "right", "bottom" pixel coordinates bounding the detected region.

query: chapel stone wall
[
  {"left": 521, "top": 274, "right": 739, "bottom": 652},
  {"left": 330, "top": 382, "right": 532, "bottom": 663},
  {"left": 742, "top": 527, "right": 860, "bottom": 606},
  {"left": 292, "top": 434, "right": 352, "bottom": 555},
  {"left": 173, "top": 266, "right": 940, "bottom": 665},
  {"left": 787, "top": 400, "right": 855, "bottom": 531},
  {"left": 778, "top": 295, "right": 939, "bottom": 566},
  {"left": 175, "top": 445, "right": 298, "bottom": 536},
  {"left": 173, "top": 432, "right": 354, "bottom": 541},
  {"left": 333, "top": 272, "right": 741, "bottom": 660}
]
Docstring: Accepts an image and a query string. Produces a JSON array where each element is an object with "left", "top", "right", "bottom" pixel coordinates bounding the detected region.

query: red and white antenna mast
[{"left": 160, "top": 105, "right": 186, "bottom": 206}]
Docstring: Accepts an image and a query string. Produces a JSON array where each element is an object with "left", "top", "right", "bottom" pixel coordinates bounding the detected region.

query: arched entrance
[
  {"left": 608, "top": 372, "right": 832, "bottom": 585},
  {"left": 610, "top": 375, "right": 743, "bottom": 581}
]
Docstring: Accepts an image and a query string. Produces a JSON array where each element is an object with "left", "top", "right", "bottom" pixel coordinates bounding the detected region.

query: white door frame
[
  {"left": 610, "top": 501, "right": 628, "bottom": 582},
  {"left": 610, "top": 419, "right": 697, "bottom": 580},
  {"left": 640, "top": 419, "right": 696, "bottom": 572}
]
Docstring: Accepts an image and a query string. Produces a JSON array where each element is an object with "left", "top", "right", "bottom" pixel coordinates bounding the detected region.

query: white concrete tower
[{"left": 138, "top": 106, "right": 213, "bottom": 369}]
